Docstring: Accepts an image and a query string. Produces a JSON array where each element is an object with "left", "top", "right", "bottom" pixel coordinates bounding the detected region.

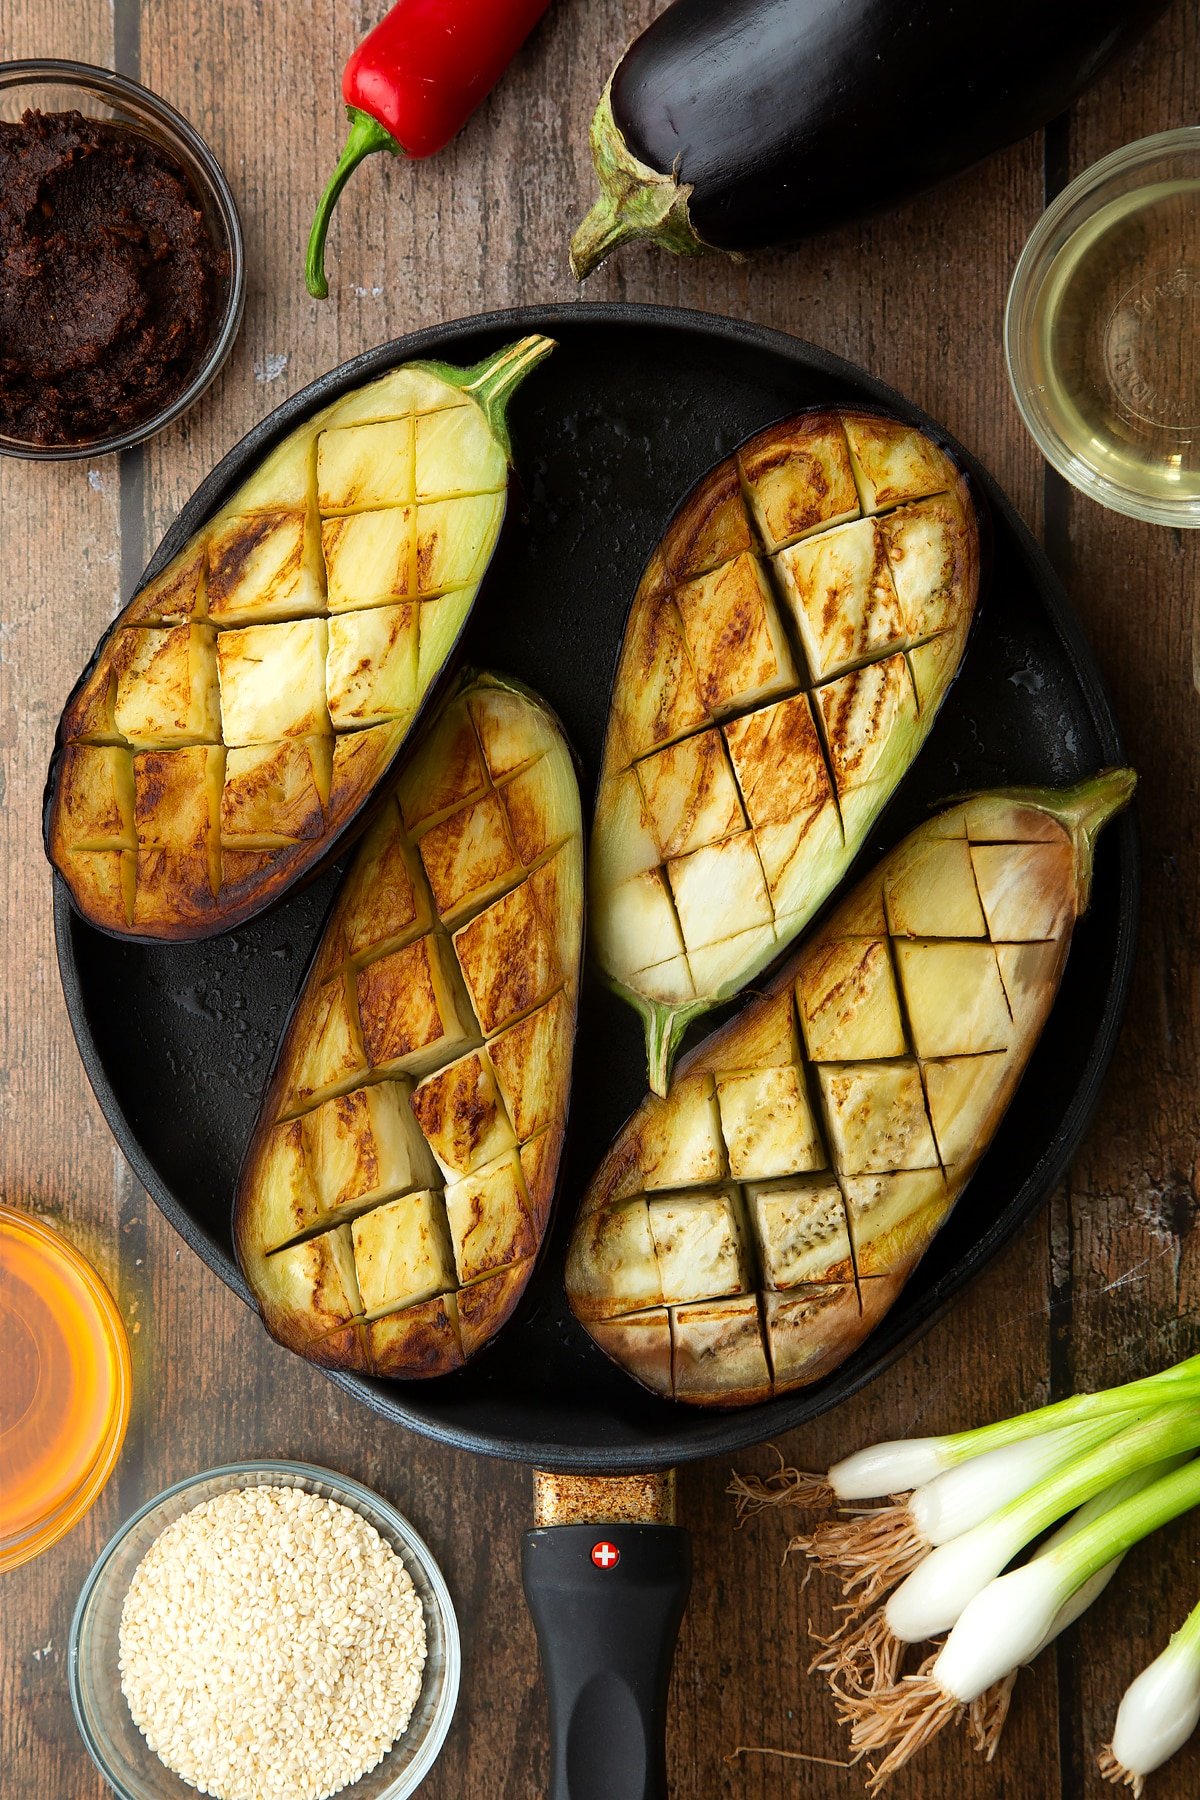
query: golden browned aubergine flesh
[
  {"left": 569, "top": 771, "right": 1133, "bottom": 1407},
  {"left": 590, "top": 407, "right": 981, "bottom": 1092},
  {"left": 235, "top": 673, "right": 583, "bottom": 1378},
  {"left": 45, "top": 338, "right": 554, "bottom": 940}
]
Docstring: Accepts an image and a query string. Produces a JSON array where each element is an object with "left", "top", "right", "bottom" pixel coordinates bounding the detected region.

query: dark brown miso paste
[{"left": 0, "top": 110, "right": 225, "bottom": 446}]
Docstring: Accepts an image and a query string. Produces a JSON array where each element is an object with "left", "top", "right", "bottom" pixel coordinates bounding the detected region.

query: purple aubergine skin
[{"left": 609, "top": 0, "right": 1170, "bottom": 253}]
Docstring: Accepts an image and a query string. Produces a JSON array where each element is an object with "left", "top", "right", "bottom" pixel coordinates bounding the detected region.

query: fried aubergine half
[
  {"left": 235, "top": 673, "right": 583, "bottom": 1378},
  {"left": 46, "top": 337, "right": 555, "bottom": 940},
  {"left": 590, "top": 406, "right": 982, "bottom": 1092},
  {"left": 569, "top": 771, "right": 1133, "bottom": 1407}
]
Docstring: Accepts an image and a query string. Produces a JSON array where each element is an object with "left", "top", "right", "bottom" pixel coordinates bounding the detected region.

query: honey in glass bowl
[{"left": 0, "top": 1206, "right": 131, "bottom": 1571}]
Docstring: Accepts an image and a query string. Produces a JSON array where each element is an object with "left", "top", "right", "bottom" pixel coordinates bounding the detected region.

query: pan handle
[{"left": 521, "top": 1477, "right": 691, "bottom": 1800}]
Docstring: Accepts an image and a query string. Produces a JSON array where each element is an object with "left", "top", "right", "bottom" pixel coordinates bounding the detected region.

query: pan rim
[{"left": 53, "top": 300, "right": 1139, "bottom": 1471}]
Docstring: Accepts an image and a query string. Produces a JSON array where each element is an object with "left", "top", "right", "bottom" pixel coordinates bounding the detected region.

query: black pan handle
[{"left": 521, "top": 1522, "right": 691, "bottom": 1800}]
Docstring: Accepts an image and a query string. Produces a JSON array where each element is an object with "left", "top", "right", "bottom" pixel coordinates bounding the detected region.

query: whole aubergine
[
  {"left": 568, "top": 771, "right": 1134, "bottom": 1407},
  {"left": 571, "top": 0, "right": 1169, "bottom": 277}
]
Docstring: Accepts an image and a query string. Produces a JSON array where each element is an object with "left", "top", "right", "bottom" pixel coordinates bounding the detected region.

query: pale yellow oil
[{"left": 1028, "top": 178, "right": 1200, "bottom": 507}]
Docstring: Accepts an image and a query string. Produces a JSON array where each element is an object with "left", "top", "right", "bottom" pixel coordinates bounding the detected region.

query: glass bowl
[
  {"left": 1005, "top": 127, "right": 1200, "bottom": 527},
  {"left": 0, "top": 59, "right": 245, "bottom": 460},
  {"left": 0, "top": 1206, "right": 132, "bottom": 1573},
  {"left": 69, "top": 1461, "right": 461, "bottom": 1800}
]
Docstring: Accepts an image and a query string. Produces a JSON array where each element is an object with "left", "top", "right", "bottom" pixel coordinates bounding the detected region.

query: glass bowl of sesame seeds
[{"left": 68, "top": 1460, "right": 460, "bottom": 1800}]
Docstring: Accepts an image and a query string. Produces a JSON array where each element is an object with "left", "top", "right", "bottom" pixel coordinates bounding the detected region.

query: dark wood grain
[
  {"left": 1042, "top": 7, "right": 1200, "bottom": 1798},
  {"left": 1, "top": 1, "right": 1196, "bottom": 1797}
]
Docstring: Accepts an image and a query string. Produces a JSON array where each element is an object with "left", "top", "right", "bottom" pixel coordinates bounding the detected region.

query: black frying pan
[{"left": 54, "top": 305, "right": 1138, "bottom": 1798}]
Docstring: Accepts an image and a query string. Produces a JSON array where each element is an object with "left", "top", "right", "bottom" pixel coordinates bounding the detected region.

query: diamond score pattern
[
  {"left": 572, "top": 800, "right": 1078, "bottom": 1403},
  {"left": 54, "top": 380, "right": 507, "bottom": 933},
  {"left": 239, "top": 683, "right": 582, "bottom": 1377},
  {"left": 593, "top": 409, "right": 976, "bottom": 1007}
]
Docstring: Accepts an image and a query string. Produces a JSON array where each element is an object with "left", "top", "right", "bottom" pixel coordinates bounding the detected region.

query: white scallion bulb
[
  {"left": 934, "top": 1562, "right": 1065, "bottom": 1704},
  {"left": 829, "top": 1437, "right": 948, "bottom": 1499},
  {"left": 885, "top": 1527, "right": 1019, "bottom": 1642},
  {"left": 910, "top": 1430, "right": 1093, "bottom": 1546},
  {"left": 1111, "top": 1628, "right": 1200, "bottom": 1780}
]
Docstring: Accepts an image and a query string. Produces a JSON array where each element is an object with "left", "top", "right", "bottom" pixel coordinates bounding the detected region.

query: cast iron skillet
[
  {"left": 55, "top": 306, "right": 1137, "bottom": 1797},
  {"left": 55, "top": 303, "right": 1137, "bottom": 1461}
]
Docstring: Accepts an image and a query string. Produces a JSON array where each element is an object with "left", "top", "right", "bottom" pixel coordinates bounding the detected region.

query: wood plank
[
  {"left": 1043, "top": 5, "right": 1200, "bottom": 1796},
  {"left": 0, "top": 8, "right": 134, "bottom": 1799},
  {"left": 681, "top": 1228, "right": 1059, "bottom": 1800}
]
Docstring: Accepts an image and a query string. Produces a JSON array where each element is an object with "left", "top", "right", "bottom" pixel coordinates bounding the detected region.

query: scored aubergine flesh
[
  {"left": 590, "top": 406, "right": 980, "bottom": 1092},
  {"left": 568, "top": 772, "right": 1134, "bottom": 1408},
  {"left": 45, "top": 337, "right": 554, "bottom": 941},
  {"left": 234, "top": 674, "right": 584, "bottom": 1380}
]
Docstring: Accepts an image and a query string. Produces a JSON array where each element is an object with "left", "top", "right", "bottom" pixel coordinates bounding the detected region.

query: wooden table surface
[{"left": 2, "top": 3, "right": 1198, "bottom": 1796}]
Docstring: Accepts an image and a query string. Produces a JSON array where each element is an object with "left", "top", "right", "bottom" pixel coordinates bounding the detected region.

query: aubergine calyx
[{"left": 570, "top": 82, "right": 713, "bottom": 281}]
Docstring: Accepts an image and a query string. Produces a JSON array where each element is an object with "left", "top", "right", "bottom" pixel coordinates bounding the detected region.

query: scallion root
[
  {"left": 1098, "top": 1743, "right": 1146, "bottom": 1795},
  {"left": 724, "top": 1744, "right": 853, "bottom": 1769},
  {"left": 842, "top": 1659, "right": 963, "bottom": 1793},
  {"left": 802, "top": 1504, "right": 928, "bottom": 1608},
  {"left": 809, "top": 1606, "right": 905, "bottom": 1698},
  {"left": 967, "top": 1669, "right": 1019, "bottom": 1759},
  {"left": 782, "top": 1533, "right": 817, "bottom": 1578},
  {"left": 728, "top": 1448, "right": 834, "bottom": 1522}
]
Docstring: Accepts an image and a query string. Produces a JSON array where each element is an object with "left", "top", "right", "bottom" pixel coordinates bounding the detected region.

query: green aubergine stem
[
  {"left": 633, "top": 990, "right": 711, "bottom": 1101},
  {"left": 570, "top": 82, "right": 712, "bottom": 281},
  {"left": 307, "top": 109, "right": 401, "bottom": 300},
  {"left": 419, "top": 335, "right": 556, "bottom": 460}
]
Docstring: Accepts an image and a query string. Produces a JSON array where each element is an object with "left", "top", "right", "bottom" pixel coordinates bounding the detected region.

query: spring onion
[
  {"left": 734, "top": 1358, "right": 1200, "bottom": 1791},
  {"left": 882, "top": 1409, "right": 1198, "bottom": 1643},
  {"left": 935, "top": 1457, "right": 1200, "bottom": 1699},
  {"left": 825, "top": 1354, "right": 1200, "bottom": 1501},
  {"left": 1100, "top": 1598, "right": 1200, "bottom": 1794},
  {"left": 849, "top": 1459, "right": 1200, "bottom": 1793},
  {"left": 964, "top": 1456, "right": 1190, "bottom": 1759},
  {"left": 825, "top": 1448, "right": 1186, "bottom": 1717},
  {"left": 812, "top": 1410, "right": 1196, "bottom": 1699},
  {"left": 798, "top": 1417, "right": 1136, "bottom": 1609},
  {"left": 835, "top": 1461, "right": 1181, "bottom": 1773},
  {"left": 827, "top": 1461, "right": 1180, "bottom": 1742}
]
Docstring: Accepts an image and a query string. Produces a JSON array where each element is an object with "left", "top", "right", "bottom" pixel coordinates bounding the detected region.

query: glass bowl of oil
[
  {"left": 0, "top": 1205, "right": 132, "bottom": 1571},
  {"left": 1006, "top": 127, "right": 1200, "bottom": 526}
]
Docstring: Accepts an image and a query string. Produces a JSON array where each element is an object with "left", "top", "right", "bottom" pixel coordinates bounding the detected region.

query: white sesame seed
[{"left": 118, "top": 1485, "right": 427, "bottom": 1800}]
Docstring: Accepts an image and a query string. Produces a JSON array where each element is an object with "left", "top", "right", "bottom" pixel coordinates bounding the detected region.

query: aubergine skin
[{"left": 573, "top": 0, "right": 1168, "bottom": 273}]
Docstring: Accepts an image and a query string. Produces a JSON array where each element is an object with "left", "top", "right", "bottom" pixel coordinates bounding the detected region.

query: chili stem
[{"left": 307, "top": 109, "right": 399, "bottom": 300}]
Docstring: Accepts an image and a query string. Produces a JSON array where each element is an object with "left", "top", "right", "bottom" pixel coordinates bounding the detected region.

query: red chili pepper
[{"left": 306, "top": 0, "right": 552, "bottom": 298}]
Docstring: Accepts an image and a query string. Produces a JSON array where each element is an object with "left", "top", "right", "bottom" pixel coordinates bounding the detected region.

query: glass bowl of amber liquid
[{"left": 0, "top": 1205, "right": 132, "bottom": 1571}]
